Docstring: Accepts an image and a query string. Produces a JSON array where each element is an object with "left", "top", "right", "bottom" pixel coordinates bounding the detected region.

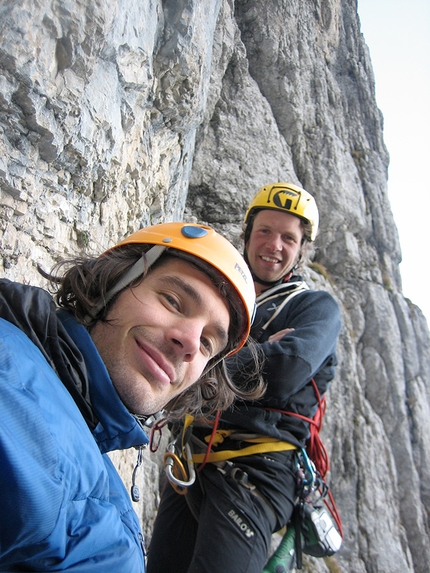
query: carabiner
[
  {"left": 164, "top": 442, "right": 196, "bottom": 494},
  {"left": 297, "top": 448, "right": 316, "bottom": 488},
  {"left": 149, "top": 417, "right": 169, "bottom": 452}
]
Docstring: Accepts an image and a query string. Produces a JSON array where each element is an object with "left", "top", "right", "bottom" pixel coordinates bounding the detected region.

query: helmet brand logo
[
  {"left": 234, "top": 262, "right": 249, "bottom": 283},
  {"left": 272, "top": 189, "right": 299, "bottom": 211},
  {"left": 246, "top": 183, "right": 318, "bottom": 241}
]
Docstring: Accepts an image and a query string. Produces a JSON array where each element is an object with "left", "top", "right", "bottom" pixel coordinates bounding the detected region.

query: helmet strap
[
  {"left": 88, "top": 245, "right": 166, "bottom": 319},
  {"left": 290, "top": 253, "right": 302, "bottom": 273}
]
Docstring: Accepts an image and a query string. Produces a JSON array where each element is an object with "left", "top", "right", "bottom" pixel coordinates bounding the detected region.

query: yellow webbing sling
[{"left": 191, "top": 432, "right": 297, "bottom": 464}]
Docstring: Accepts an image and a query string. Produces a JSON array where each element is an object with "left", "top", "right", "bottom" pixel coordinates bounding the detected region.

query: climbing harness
[
  {"left": 153, "top": 384, "right": 343, "bottom": 571},
  {"left": 191, "top": 438, "right": 297, "bottom": 464},
  {"left": 154, "top": 410, "right": 298, "bottom": 493}
]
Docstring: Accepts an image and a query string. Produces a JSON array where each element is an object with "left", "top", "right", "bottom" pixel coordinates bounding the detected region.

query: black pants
[{"left": 146, "top": 451, "right": 297, "bottom": 573}]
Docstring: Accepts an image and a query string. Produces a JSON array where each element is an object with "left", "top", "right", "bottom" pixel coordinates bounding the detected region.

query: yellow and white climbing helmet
[{"left": 244, "top": 182, "right": 319, "bottom": 241}]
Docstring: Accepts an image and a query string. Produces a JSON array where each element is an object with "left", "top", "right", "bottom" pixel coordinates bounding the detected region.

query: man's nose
[
  {"left": 169, "top": 318, "right": 203, "bottom": 361},
  {"left": 267, "top": 234, "right": 282, "bottom": 251}
]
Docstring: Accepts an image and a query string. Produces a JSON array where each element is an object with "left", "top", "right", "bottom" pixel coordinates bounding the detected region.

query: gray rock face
[{"left": 1, "top": 1, "right": 429, "bottom": 571}]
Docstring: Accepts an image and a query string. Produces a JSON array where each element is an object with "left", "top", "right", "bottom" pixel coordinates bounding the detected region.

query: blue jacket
[{"left": 0, "top": 280, "right": 149, "bottom": 572}]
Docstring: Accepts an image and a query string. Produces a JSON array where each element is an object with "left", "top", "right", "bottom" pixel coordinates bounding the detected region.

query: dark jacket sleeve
[{"left": 228, "top": 289, "right": 341, "bottom": 408}]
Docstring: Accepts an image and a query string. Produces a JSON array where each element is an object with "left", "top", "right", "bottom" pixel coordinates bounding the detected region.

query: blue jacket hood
[{"left": 58, "top": 310, "right": 149, "bottom": 452}]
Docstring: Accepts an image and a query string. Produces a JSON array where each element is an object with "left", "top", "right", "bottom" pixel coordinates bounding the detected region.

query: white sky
[{"left": 357, "top": 0, "right": 430, "bottom": 324}]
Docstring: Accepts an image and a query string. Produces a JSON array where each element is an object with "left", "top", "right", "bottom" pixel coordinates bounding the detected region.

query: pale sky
[{"left": 357, "top": 0, "right": 430, "bottom": 324}]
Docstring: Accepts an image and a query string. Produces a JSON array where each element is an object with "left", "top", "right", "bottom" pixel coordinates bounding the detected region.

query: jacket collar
[{"left": 57, "top": 310, "right": 149, "bottom": 453}]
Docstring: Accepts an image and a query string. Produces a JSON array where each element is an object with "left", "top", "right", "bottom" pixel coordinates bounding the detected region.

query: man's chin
[
  {"left": 256, "top": 272, "right": 281, "bottom": 284},
  {"left": 119, "top": 387, "right": 165, "bottom": 418}
]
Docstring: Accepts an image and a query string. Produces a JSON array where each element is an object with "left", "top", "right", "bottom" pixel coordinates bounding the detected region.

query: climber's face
[
  {"left": 246, "top": 209, "right": 303, "bottom": 294},
  {"left": 90, "top": 257, "right": 230, "bottom": 415}
]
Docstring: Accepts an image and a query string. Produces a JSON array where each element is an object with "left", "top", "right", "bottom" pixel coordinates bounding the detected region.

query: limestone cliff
[{"left": 1, "top": 1, "right": 429, "bottom": 572}]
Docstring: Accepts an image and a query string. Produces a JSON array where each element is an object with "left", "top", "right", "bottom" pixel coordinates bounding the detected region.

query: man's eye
[
  {"left": 163, "top": 293, "right": 180, "bottom": 310},
  {"left": 200, "top": 337, "right": 214, "bottom": 357}
]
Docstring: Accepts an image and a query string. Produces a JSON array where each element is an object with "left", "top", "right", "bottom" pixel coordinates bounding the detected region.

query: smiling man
[
  {"left": 90, "top": 258, "right": 231, "bottom": 416},
  {"left": 0, "top": 222, "right": 261, "bottom": 573},
  {"left": 147, "top": 184, "right": 342, "bottom": 573},
  {"left": 245, "top": 208, "right": 304, "bottom": 294}
]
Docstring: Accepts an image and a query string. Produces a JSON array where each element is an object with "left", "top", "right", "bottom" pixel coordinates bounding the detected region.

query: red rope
[{"left": 264, "top": 379, "right": 329, "bottom": 477}]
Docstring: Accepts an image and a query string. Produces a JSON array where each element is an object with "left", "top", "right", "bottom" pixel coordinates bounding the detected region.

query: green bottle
[{"left": 263, "top": 526, "right": 296, "bottom": 573}]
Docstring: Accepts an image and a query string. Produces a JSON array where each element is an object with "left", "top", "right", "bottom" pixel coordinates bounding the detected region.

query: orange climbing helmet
[{"left": 97, "top": 222, "right": 255, "bottom": 355}]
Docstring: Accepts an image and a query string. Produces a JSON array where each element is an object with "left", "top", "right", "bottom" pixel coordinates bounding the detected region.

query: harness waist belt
[{"left": 191, "top": 439, "right": 297, "bottom": 464}]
